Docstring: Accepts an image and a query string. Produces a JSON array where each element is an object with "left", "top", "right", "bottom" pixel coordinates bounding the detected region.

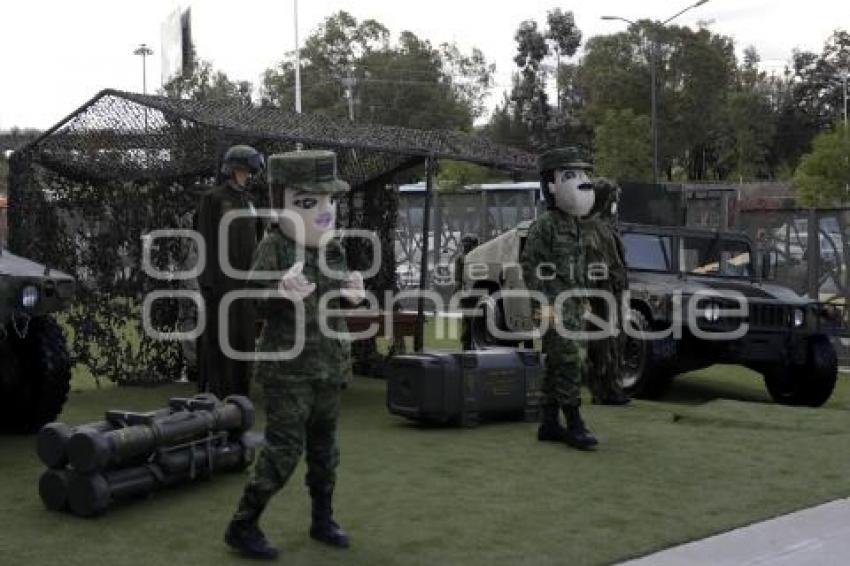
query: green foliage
[
  {"left": 487, "top": 9, "right": 583, "bottom": 151},
  {"left": 593, "top": 109, "right": 652, "bottom": 182},
  {"left": 436, "top": 160, "right": 501, "bottom": 191},
  {"left": 162, "top": 55, "right": 252, "bottom": 105},
  {"left": 261, "top": 11, "right": 493, "bottom": 130},
  {"left": 712, "top": 46, "right": 778, "bottom": 181},
  {"left": 793, "top": 127, "right": 850, "bottom": 207},
  {"left": 577, "top": 21, "right": 738, "bottom": 180}
]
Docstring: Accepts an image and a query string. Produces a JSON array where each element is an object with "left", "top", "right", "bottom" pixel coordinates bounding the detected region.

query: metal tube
[
  {"left": 651, "top": 40, "right": 659, "bottom": 185},
  {"left": 294, "top": 0, "right": 302, "bottom": 114},
  {"left": 66, "top": 396, "right": 253, "bottom": 473},
  {"left": 414, "top": 157, "right": 435, "bottom": 351}
]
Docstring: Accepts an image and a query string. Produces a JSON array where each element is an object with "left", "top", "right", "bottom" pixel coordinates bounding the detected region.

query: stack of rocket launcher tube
[{"left": 37, "top": 393, "right": 260, "bottom": 517}]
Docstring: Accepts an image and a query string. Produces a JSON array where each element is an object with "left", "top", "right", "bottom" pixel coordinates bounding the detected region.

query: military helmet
[
  {"left": 221, "top": 145, "right": 265, "bottom": 176},
  {"left": 267, "top": 150, "right": 350, "bottom": 194},
  {"left": 589, "top": 178, "right": 619, "bottom": 217},
  {"left": 537, "top": 146, "right": 592, "bottom": 173}
]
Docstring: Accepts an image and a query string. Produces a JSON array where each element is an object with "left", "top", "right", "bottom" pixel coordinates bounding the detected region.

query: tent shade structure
[{"left": 8, "top": 89, "right": 535, "bottom": 386}]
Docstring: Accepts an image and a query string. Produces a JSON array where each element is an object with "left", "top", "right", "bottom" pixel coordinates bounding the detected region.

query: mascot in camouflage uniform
[
  {"left": 582, "top": 180, "right": 631, "bottom": 405},
  {"left": 225, "top": 150, "right": 365, "bottom": 559},
  {"left": 520, "top": 148, "right": 598, "bottom": 450}
]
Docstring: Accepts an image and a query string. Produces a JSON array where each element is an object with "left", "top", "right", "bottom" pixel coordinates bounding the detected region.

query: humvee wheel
[
  {"left": 763, "top": 336, "right": 837, "bottom": 407},
  {"left": 469, "top": 294, "right": 521, "bottom": 349},
  {"left": 620, "top": 309, "right": 673, "bottom": 399},
  {"left": 0, "top": 316, "right": 72, "bottom": 433}
]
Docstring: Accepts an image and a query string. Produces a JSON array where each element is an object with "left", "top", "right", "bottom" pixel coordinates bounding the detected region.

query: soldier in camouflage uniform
[
  {"left": 582, "top": 180, "right": 631, "bottom": 405},
  {"left": 225, "top": 150, "right": 365, "bottom": 560},
  {"left": 520, "top": 148, "right": 598, "bottom": 450}
]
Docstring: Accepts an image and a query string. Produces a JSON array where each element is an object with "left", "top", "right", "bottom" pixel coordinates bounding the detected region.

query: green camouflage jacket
[
  {"left": 520, "top": 208, "right": 586, "bottom": 327},
  {"left": 581, "top": 180, "right": 628, "bottom": 292},
  {"left": 249, "top": 228, "right": 352, "bottom": 385}
]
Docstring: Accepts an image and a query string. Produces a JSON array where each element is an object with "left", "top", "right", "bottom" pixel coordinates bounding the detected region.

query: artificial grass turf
[{"left": 1, "top": 366, "right": 849, "bottom": 566}]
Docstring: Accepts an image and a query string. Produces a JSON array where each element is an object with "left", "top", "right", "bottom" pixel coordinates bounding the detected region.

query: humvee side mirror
[{"left": 760, "top": 251, "right": 777, "bottom": 280}]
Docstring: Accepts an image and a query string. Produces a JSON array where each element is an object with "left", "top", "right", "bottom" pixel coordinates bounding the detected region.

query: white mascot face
[
  {"left": 281, "top": 189, "right": 337, "bottom": 248},
  {"left": 551, "top": 168, "right": 595, "bottom": 217}
]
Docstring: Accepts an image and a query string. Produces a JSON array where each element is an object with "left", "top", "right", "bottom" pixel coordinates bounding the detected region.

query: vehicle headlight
[
  {"left": 792, "top": 308, "right": 805, "bottom": 328},
  {"left": 21, "top": 285, "right": 40, "bottom": 309},
  {"left": 703, "top": 302, "right": 721, "bottom": 322}
]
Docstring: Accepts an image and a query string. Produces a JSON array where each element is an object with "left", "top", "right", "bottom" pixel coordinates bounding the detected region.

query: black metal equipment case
[{"left": 385, "top": 349, "right": 542, "bottom": 426}]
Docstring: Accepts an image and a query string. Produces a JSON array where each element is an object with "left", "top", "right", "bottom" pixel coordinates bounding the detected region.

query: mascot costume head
[
  {"left": 267, "top": 150, "right": 350, "bottom": 247},
  {"left": 538, "top": 147, "right": 595, "bottom": 217}
]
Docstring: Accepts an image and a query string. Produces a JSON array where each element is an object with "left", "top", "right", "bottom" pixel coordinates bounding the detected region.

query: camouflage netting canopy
[
  {"left": 9, "top": 89, "right": 535, "bottom": 385},
  {"left": 19, "top": 89, "right": 535, "bottom": 183}
]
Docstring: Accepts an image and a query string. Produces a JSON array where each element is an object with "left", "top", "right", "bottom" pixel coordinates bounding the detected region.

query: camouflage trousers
[
  {"left": 541, "top": 328, "right": 584, "bottom": 408},
  {"left": 585, "top": 295, "right": 626, "bottom": 401},
  {"left": 233, "top": 379, "right": 342, "bottom": 522}
]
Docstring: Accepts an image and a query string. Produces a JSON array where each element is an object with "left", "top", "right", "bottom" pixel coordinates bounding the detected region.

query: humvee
[
  {"left": 460, "top": 221, "right": 841, "bottom": 407},
  {"left": 0, "top": 250, "right": 75, "bottom": 432}
]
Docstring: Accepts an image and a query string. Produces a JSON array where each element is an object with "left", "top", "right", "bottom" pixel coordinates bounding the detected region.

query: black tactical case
[{"left": 385, "top": 349, "right": 543, "bottom": 426}]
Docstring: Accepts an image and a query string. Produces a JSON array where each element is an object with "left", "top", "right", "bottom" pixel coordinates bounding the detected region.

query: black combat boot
[
  {"left": 225, "top": 501, "right": 279, "bottom": 560},
  {"left": 563, "top": 405, "right": 599, "bottom": 450},
  {"left": 537, "top": 403, "right": 569, "bottom": 442},
  {"left": 309, "top": 486, "right": 350, "bottom": 548}
]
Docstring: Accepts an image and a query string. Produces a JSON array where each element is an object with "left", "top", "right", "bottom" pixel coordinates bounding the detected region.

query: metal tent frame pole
[{"left": 414, "top": 156, "right": 436, "bottom": 352}]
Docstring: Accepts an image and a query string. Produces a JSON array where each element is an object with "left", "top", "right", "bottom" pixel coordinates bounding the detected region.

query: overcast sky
[{"left": 0, "top": 0, "right": 846, "bottom": 130}]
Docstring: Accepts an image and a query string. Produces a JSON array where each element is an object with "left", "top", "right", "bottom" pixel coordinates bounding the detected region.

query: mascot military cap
[
  {"left": 221, "top": 145, "right": 265, "bottom": 175},
  {"left": 267, "top": 150, "right": 350, "bottom": 193},
  {"left": 537, "top": 147, "right": 592, "bottom": 173}
]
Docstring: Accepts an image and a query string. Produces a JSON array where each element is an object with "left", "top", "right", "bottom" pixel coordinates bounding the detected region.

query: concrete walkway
[{"left": 623, "top": 498, "right": 850, "bottom": 566}]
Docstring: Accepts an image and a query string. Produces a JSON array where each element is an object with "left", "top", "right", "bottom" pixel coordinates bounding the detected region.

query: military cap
[
  {"left": 537, "top": 146, "right": 592, "bottom": 173},
  {"left": 267, "top": 150, "right": 350, "bottom": 193}
]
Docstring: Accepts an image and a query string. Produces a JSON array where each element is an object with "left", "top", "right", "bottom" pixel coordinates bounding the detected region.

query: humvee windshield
[
  {"left": 624, "top": 233, "right": 673, "bottom": 271},
  {"left": 623, "top": 231, "right": 753, "bottom": 277},
  {"left": 682, "top": 236, "right": 752, "bottom": 277}
]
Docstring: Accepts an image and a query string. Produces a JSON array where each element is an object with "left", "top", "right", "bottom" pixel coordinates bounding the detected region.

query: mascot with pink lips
[{"left": 225, "top": 149, "right": 364, "bottom": 560}]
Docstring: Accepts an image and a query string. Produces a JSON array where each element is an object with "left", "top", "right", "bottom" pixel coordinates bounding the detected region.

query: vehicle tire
[
  {"left": 763, "top": 335, "right": 837, "bottom": 407},
  {"left": 469, "top": 293, "right": 521, "bottom": 349},
  {"left": 0, "top": 316, "right": 72, "bottom": 433},
  {"left": 620, "top": 308, "right": 673, "bottom": 399}
]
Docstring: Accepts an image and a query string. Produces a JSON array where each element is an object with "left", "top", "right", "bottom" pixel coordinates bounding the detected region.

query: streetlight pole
[
  {"left": 602, "top": 0, "right": 709, "bottom": 185},
  {"left": 133, "top": 43, "right": 153, "bottom": 95},
  {"left": 294, "top": 0, "right": 302, "bottom": 115}
]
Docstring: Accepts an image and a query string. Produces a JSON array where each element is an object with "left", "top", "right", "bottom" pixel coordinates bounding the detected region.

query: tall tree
[
  {"left": 714, "top": 46, "right": 778, "bottom": 180},
  {"left": 593, "top": 109, "right": 652, "bottom": 182},
  {"left": 162, "top": 49, "right": 252, "bottom": 105},
  {"left": 487, "top": 9, "right": 583, "bottom": 151},
  {"left": 793, "top": 127, "right": 850, "bottom": 207},
  {"left": 577, "top": 21, "right": 737, "bottom": 180},
  {"left": 772, "top": 30, "right": 850, "bottom": 169},
  {"left": 261, "top": 11, "right": 493, "bottom": 131}
]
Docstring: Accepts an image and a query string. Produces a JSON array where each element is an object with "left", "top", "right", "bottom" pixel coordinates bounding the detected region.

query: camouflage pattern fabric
[
  {"left": 520, "top": 208, "right": 586, "bottom": 408},
  {"left": 233, "top": 380, "right": 342, "bottom": 521},
  {"left": 231, "top": 227, "right": 354, "bottom": 523},
  {"left": 249, "top": 228, "right": 352, "bottom": 385},
  {"left": 581, "top": 179, "right": 628, "bottom": 401}
]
